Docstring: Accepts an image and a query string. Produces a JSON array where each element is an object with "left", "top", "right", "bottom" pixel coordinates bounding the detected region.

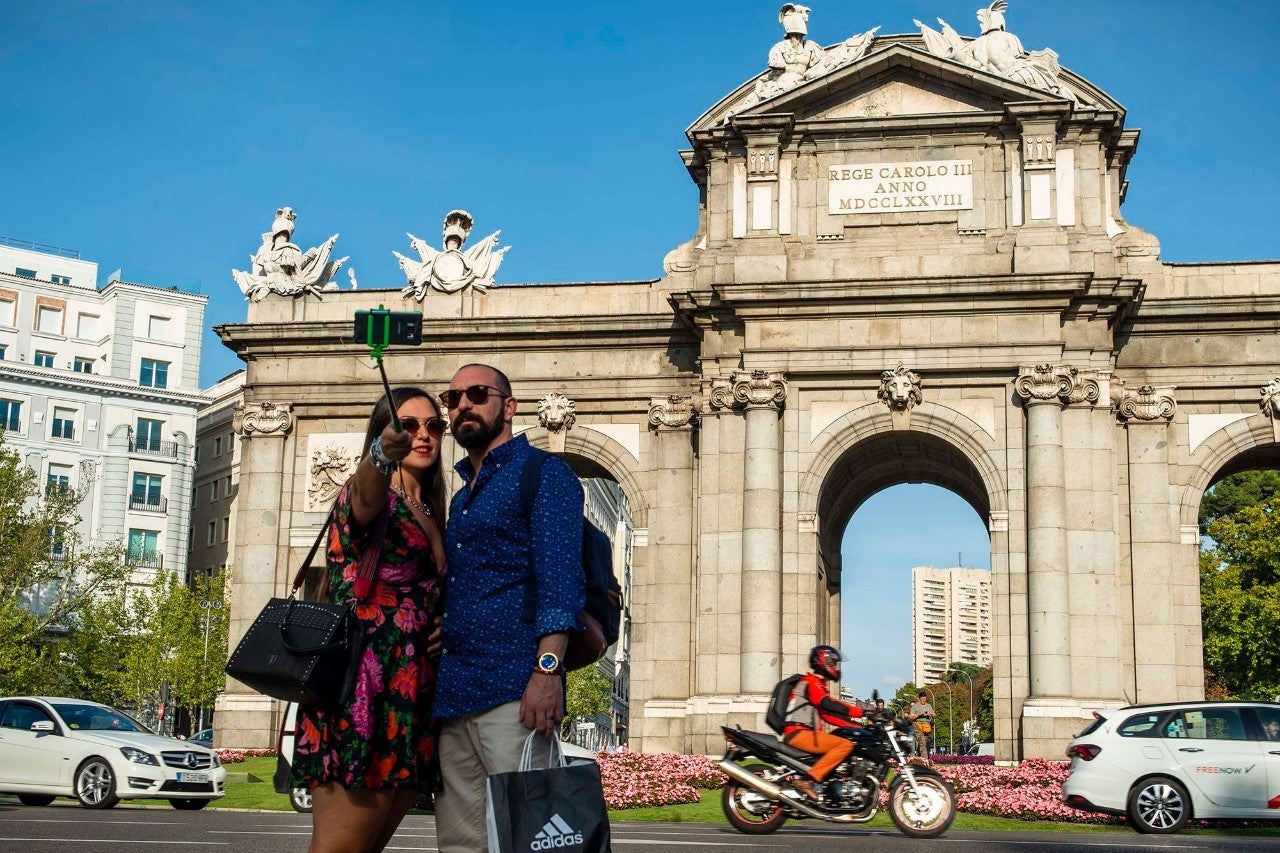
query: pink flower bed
[
  {"left": 934, "top": 758, "right": 1122, "bottom": 824},
  {"left": 215, "top": 748, "right": 278, "bottom": 764},
  {"left": 595, "top": 750, "right": 726, "bottom": 810}
]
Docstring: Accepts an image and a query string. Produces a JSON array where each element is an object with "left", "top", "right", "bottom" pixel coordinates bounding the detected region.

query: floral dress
[{"left": 289, "top": 484, "right": 445, "bottom": 791}]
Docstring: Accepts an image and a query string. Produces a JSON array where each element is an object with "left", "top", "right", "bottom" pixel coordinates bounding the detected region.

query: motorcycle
[{"left": 717, "top": 696, "right": 957, "bottom": 838}]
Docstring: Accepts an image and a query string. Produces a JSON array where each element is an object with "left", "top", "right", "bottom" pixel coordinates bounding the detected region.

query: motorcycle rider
[{"left": 779, "top": 645, "right": 864, "bottom": 801}]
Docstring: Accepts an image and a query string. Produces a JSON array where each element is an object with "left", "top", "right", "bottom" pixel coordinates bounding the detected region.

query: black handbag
[{"left": 225, "top": 497, "right": 389, "bottom": 708}]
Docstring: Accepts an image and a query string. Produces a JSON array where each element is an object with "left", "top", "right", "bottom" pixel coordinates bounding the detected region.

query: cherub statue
[
  {"left": 232, "top": 207, "right": 348, "bottom": 301},
  {"left": 394, "top": 210, "right": 510, "bottom": 299},
  {"left": 914, "top": 1, "right": 1077, "bottom": 102}
]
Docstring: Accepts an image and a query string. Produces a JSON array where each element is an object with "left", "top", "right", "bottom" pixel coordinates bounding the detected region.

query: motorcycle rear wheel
[
  {"left": 722, "top": 769, "right": 788, "bottom": 834},
  {"left": 889, "top": 774, "right": 956, "bottom": 838}
]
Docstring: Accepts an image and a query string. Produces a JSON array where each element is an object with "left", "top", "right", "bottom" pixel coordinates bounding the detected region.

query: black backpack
[
  {"left": 765, "top": 673, "right": 808, "bottom": 734},
  {"left": 519, "top": 448, "right": 624, "bottom": 667}
]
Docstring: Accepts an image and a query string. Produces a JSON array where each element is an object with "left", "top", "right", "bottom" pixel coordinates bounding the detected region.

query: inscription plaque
[{"left": 829, "top": 159, "right": 974, "bottom": 214}]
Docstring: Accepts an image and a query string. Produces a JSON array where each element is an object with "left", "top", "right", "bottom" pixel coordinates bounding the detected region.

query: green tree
[
  {"left": 0, "top": 433, "right": 130, "bottom": 694},
  {"left": 1200, "top": 547, "right": 1280, "bottom": 700},
  {"left": 1199, "top": 470, "right": 1280, "bottom": 529},
  {"left": 561, "top": 665, "right": 612, "bottom": 741}
]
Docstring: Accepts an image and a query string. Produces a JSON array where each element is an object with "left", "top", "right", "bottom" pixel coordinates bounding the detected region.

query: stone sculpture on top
[
  {"left": 394, "top": 209, "right": 510, "bottom": 299},
  {"left": 232, "top": 207, "right": 348, "bottom": 301},
  {"left": 914, "top": 1, "right": 1080, "bottom": 103},
  {"left": 737, "top": 4, "right": 879, "bottom": 111}
]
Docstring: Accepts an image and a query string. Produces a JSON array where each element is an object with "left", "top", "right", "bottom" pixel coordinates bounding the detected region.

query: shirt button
[
  {"left": 463, "top": 509, "right": 467, "bottom": 515},
  {"left": 456, "top": 543, "right": 462, "bottom": 549}
]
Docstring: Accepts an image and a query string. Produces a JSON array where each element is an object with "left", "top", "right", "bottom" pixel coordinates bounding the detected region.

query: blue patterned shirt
[{"left": 434, "top": 434, "right": 585, "bottom": 718}]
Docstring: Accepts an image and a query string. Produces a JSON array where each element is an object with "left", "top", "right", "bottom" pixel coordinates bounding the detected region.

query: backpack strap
[{"left": 519, "top": 447, "right": 551, "bottom": 624}]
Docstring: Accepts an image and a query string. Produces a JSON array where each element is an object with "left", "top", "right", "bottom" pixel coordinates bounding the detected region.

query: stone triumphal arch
[{"left": 217, "top": 6, "right": 1280, "bottom": 759}]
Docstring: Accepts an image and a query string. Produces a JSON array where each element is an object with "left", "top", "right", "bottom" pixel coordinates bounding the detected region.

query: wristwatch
[{"left": 534, "top": 652, "right": 565, "bottom": 675}]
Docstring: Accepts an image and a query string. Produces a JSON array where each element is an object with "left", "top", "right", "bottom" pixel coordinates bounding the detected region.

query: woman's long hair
[{"left": 361, "top": 386, "right": 447, "bottom": 522}]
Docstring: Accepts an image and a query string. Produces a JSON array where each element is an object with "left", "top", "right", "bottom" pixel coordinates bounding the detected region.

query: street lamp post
[{"left": 199, "top": 600, "right": 223, "bottom": 731}]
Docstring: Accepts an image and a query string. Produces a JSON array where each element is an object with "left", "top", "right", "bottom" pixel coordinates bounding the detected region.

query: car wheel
[
  {"left": 1127, "top": 776, "right": 1190, "bottom": 834},
  {"left": 169, "top": 798, "right": 210, "bottom": 810},
  {"left": 17, "top": 794, "right": 57, "bottom": 806},
  {"left": 75, "top": 757, "right": 120, "bottom": 809},
  {"left": 290, "top": 787, "right": 313, "bottom": 813}
]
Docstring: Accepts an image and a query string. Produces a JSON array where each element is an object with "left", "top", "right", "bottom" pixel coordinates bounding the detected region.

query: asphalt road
[{"left": 0, "top": 802, "right": 1276, "bottom": 852}]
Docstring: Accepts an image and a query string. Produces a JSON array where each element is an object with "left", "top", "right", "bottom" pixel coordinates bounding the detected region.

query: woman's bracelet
[{"left": 369, "top": 436, "right": 397, "bottom": 476}]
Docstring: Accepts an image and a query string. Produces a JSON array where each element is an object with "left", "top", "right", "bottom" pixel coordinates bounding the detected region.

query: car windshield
[{"left": 50, "top": 702, "right": 150, "bottom": 733}]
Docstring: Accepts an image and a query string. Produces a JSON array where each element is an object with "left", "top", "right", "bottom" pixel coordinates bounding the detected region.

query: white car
[
  {"left": 0, "top": 696, "right": 226, "bottom": 810},
  {"left": 1063, "top": 700, "right": 1280, "bottom": 833}
]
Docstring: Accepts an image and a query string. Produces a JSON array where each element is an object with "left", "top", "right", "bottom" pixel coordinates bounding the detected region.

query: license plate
[{"left": 177, "top": 772, "right": 209, "bottom": 783}]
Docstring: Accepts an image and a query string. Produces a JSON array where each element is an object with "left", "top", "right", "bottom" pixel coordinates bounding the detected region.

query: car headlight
[
  {"left": 211, "top": 753, "right": 222, "bottom": 767},
  {"left": 120, "top": 746, "right": 160, "bottom": 766}
]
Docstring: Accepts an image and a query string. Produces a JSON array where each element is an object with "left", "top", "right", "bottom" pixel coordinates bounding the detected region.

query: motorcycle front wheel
[
  {"left": 721, "top": 768, "right": 788, "bottom": 834},
  {"left": 889, "top": 774, "right": 956, "bottom": 838}
]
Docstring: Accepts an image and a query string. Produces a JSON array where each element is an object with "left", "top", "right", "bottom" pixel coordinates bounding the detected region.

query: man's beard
[{"left": 451, "top": 410, "right": 504, "bottom": 450}]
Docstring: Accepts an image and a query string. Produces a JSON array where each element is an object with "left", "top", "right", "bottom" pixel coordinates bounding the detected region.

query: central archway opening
[{"left": 816, "top": 429, "right": 995, "bottom": 754}]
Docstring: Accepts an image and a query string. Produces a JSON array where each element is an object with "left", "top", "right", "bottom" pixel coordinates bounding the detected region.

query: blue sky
[{"left": 3, "top": 2, "right": 1279, "bottom": 696}]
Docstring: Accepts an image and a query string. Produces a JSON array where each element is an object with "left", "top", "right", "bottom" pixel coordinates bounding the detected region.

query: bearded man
[{"left": 431, "top": 363, "right": 585, "bottom": 853}]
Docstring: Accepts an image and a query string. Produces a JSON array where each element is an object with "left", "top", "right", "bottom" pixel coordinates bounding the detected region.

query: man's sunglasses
[
  {"left": 440, "top": 384, "right": 509, "bottom": 410},
  {"left": 399, "top": 416, "right": 446, "bottom": 437}
]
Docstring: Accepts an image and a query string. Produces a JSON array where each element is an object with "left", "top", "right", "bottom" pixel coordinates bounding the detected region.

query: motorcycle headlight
[{"left": 120, "top": 746, "right": 160, "bottom": 766}]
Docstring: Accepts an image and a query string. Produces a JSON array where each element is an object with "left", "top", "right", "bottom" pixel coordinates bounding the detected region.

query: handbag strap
[{"left": 288, "top": 486, "right": 393, "bottom": 603}]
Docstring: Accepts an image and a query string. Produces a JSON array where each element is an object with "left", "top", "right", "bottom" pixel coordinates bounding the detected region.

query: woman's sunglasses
[
  {"left": 399, "top": 416, "right": 446, "bottom": 437},
  {"left": 440, "top": 384, "right": 509, "bottom": 410}
]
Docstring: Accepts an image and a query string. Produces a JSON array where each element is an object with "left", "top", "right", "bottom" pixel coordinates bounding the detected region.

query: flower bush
[
  {"left": 215, "top": 747, "right": 278, "bottom": 764},
  {"left": 933, "top": 758, "right": 1122, "bottom": 824},
  {"left": 595, "top": 750, "right": 726, "bottom": 809}
]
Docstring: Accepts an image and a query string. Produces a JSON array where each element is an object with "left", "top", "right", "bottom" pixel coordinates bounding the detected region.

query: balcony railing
[
  {"left": 129, "top": 439, "right": 178, "bottom": 458},
  {"left": 129, "top": 496, "right": 168, "bottom": 513},
  {"left": 128, "top": 553, "right": 164, "bottom": 570}
]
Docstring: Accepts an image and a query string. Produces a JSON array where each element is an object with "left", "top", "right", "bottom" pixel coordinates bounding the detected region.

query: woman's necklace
[{"left": 391, "top": 478, "right": 432, "bottom": 518}]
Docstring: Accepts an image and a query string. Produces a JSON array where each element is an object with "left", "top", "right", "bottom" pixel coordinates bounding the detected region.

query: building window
[
  {"left": 147, "top": 315, "right": 171, "bottom": 339},
  {"left": 213, "top": 436, "right": 222, "bottom": 456},
  {"left": 34, "top": 351, "right": 55, "bottom": 368},
  {"left": 209, "top": 482, "right": 217, "bottom": 503},
  {"left": 72, "top": 357, "right": 94, "bottom": 374},
  {"left": 0, "top": 298, "right": 13, "bottom": 327},
  {"left": 207, "top": 521, "right": 216, "bottom": 546},
  {"left": 50, "top": 407, "right": 75, "bottom": 440},
  {"left": 0, "top": 399, "right": 21, "bottom": 432},
  {"left": 219, "top": 517, "right": 229, "bottom": 542},
  {"left": 139, "top": 358, "right": 169, "bottom": 389},
  {"left": 15, "top": 268, "right": 36, "bottom": 278},
  {"left": 224, "top": 475, "right": 232, "bottom": 497},
  {"left": 0, "top": 344, "right": 6, "bottom": 360},
  {"left": 76, "top": 313, "right": 99, "bottom": 339},
  {"left": 135, "top": 417, "right": 163, "bottom": 452},
  {"left": 48, "top": 526, "right": 66, "bottom": 560},
  {"left": 36, "top": 306, "right": 62, "bottom": 334},
  {"left": 47, "top": 463, "right": 72, "bottom": 493},
  {"left": 130, "top": 473, "right": 163, "bottom": 510},
  {"left": 126, "top": 529, "right": 160, "bottom": 566},
  {"left": 51, "top": 274, "right": 71, "bottom": 285}
]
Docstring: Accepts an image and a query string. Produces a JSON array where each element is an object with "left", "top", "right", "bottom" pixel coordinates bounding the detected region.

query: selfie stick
[{"left": 362, "top": 307, "right": 402, "bottom": 432}]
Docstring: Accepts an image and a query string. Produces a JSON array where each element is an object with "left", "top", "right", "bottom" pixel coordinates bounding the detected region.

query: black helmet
[{"left": 809, "top": 645, "right": 843, "bottom": 681}]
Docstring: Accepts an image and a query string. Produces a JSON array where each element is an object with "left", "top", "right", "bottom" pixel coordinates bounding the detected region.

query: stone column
[
  {"left": 713, "top": 370, "right": 786, "bottom": 695},
  {"left": 637, "top": 395, "right": 698, "bottom": 753},
  {"left": 216, "top": 401, "right": 295, "bottom": 748},
  {"left": 1118, "top": 385, "right": 1179, "bottom": 701},
  {"left": 1014, "top": 366, "right": 1097, "bottom": 698}
]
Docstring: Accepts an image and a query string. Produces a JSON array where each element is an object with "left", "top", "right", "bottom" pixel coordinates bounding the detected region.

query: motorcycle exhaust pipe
[{"left": 717, "top": 759, "right": 859, "bottom": 823}]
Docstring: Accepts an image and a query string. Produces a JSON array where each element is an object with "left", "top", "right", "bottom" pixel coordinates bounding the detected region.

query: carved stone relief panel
[
  {"left": 305, "top": 433, "right": 363, "bottom": 512},
  {"left": 878, "top": 364, "right": 922, "bottom": 412}
]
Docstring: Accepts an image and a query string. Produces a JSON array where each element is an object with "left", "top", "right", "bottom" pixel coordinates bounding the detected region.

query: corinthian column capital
[
  {"left": 1117, "top": 384, "right": 1177, "bottom": 422},
  {"left": 648, "top": 394, "right": 698, "bottom": 430},
  {"left": 234, "top": 401, "right": 295, "bottom": 437}
]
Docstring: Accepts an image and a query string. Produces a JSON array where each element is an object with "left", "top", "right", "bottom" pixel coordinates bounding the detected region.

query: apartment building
[
  {"left": 188, "top": 370, "right": 244, "bottom": 586},
  {"left": 581, "top": 476, "right": 634, "bottom": 748},
  {"left": 911, "top": 566, "right": 992, "bottom": 686},
  {"left": 0, "top": 237, "right": 207, "bottom": 592}
]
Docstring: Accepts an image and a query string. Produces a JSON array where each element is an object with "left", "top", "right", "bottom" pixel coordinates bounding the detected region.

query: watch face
[{"left": 538, "top": 652, "right": 559, "bottom": 672}]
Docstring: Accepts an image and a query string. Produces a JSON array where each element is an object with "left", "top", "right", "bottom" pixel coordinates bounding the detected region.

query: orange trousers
[{"left": 783, "top": 729, "right": 853, "bottom": 782}]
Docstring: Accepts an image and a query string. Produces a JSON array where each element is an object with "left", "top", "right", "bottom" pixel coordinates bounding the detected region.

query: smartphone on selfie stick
[{"left": 354, "top": 307, "right": 423, "bottom": 430}]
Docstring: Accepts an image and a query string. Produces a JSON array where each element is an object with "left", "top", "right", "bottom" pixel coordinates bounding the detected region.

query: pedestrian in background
[{"left": 906, "top": 690, "right": 937, "bottom": 760}]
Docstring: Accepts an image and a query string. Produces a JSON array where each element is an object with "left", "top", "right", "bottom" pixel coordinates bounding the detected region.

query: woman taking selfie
[{"left": 290, "top": 387, "right": 448, "bottom": 853}]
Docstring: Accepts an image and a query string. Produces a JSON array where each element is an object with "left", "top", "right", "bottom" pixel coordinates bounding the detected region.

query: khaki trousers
[{"left": 435, "top": 701, "right": 552, "bottom": 853}]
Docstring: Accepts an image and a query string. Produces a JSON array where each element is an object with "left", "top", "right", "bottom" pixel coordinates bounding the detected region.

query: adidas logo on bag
[{"left": 530, "top": 814, "right": 584, "bottom": 850}]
